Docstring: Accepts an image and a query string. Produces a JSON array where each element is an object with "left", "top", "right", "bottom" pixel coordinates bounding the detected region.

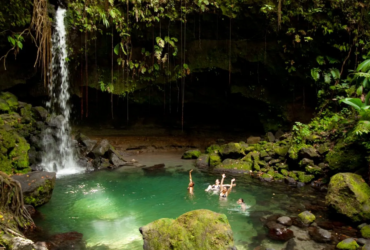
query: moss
[
  {"left": 253, "top": 161, "right": 260, "bottom": 170},
  {"left": 326, "top": 173, "right": 370, "bottom": 222},
  {"left": 275, "top": 162, "right": 288, "bottom": 169},
  {"left": 298, "top": 174, "right": 315, "bottom": 183},
  {"left": 325, "top": 140, "right": 365, "bottom": 172},
  {"left": 206, "top": 144, "right": 222, "bottom": 154},
  {"left": 220, "top": 143, "right": 244, "bottom": 157},
  {"left": 361, "top": 225, "right": 370, "bottom": 238},
  {"left": 267, "top": 169, "right": 275, "bottom": 176},
  {"left": 0, "top": 92, "right": 18, "bottom": 111},
  {"left": 9, "top": 133, "right": 30, "bottom": 173},
  {"left": 288, "top": 143, "right": 306, "bottom": 160},
  {"left": 281, "top": 169, "right": 289, "bottom": 176},
  {"left": 260, "top": 150, "right": 268, "bottom": 157},
  {"left": 182, "top": 150, "right": 201, "bottom": 159},
  {"left": 258, "top": 160, "right": 267, "bottom": 167},
  {"left": 0, "top": 99, "right": 10, "bottom": 113},
  {"left": 305, "top": 165, "right": 322, "bottom": 175},
  {"left": 209, "top": 153, "right": 222, "bottom": 167},
  {"left": 288, "top": 172, "right": 298, "bottom": 181},
  {"left": 261, "top": 173, "right": 273, "bottom": 180},
  {"left": 336, "top": 238, "right": 360, "bottom": 250},
  {"left": 298, "top": 211, "right": 316, "bottom": 224},
  {"left": 140, "top": 209, "right": 235, "bottom": 250},
  {"left": 273, "top": 145, "right": 289, "bottom": 157},
  {"left": 274, "top": 173, "right": 285, "bottom": 180},
  {"left": 216, "top": 159, "right": 252, "bottom": 171}
]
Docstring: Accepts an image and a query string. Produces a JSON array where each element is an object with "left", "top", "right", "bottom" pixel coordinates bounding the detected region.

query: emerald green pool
[{"left": 34, "top": 152, "right": 323, "bottom": 250}]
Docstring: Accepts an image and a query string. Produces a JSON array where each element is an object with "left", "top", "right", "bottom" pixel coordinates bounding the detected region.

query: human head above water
[
  {"left": 216, "top": 179, "right": 220, "bottom": 185},
  {"left": 237, "top": 198, "right": 244, "bottom": 204}
]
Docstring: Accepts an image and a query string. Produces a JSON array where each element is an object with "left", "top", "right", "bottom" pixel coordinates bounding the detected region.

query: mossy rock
[
  {"left": 12, "top": 171, "right": 56, "bottom": 207},
  {"left": 0, "top": 98, "right": 10, "bottom": 113},
  {"left": 275, "top": 162, "right": 288, "bottom": 169},
  {"left": 196, "top": 154, "right": 210, "bottom": 169},
  {"left": 298, "top": 174, "right": 315, "bottom": 183},
  {"left": 298, "top": 211, "right": 316, "bottom": 224},
  {"left": 206, "top": 144, "right": 222, "bottom": 154},
  {"left": 336, "top": 238, "right": 360, "bottom": 250},
  {"left": 361, "top": 225, "right": 370, "bottom": 238},
  {"left": 140, "top": 209, "right": 235, "bottom": 250},
  {"left": 288, "top": 172, "right": 298, "bottom": 181},
  {"left": 288, "top": 144, "right": 306, "bottom": 160},
  {"left": 261, "top": 173, "right": 273, "bottom": 182},
  {"left": 258, "top": 160, "right": 267, "bottom": 167},
  {"left": 274, "top": 173, "right": 285, "bottom": 180},
  {"left": 326, "top": 173, "right": 370, "bottom": 222},
  {"left": 325, "top": 140, "right": 366, "bottom": 172},
  {"left": 216, "top": 159, "right": 252, "bottom": 171},
  {"left": 273, "top": 145, "right": 289, "bottom": 157},
  {"left": 260, "top": 150, "right": 268, "bottom": 158},
  {"left": 182, "top": 150, "right": 201, "bottom": 159},
  {"left": 209, "top": 153, "right": 222, "bottom": 167},
  {"left": 267, "top": 169, "right": 275, "bottom": 176},
  {"left": 220, "top": 143, "right": 244, "bottom": 158},
  {"left": 305, "top": 165, "right": 322, "bottom": 175},
  {"left": 0, "top": 92, "right": 18, "bottom": 112},
  {"left": 299, "top": 158, "right": 314, "bottom": 167},
  {"left": 317, "top": 143, "right": 330, "bottom": 155},
  {"left": 281, "top": 169, "right": 289, "bottom": 176},
  {"left": 253, "top": 161, "right": 260, "bottom": 171}
]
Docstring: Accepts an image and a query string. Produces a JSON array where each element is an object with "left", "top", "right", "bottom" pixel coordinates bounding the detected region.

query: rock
[
  {"left": 2, "top": 236, "right": 34, "bottom": 250},
  {"left": 267, "top": 132, "right": 275, "bottom": 142},
  {"left": 273, "top": 146, "right": 289, "bottom": 157},
  {"left": 209, "top": 153, "right": 222, "bottom": 167},
  {"left": 0, "top": 92, "right": 18, "bottom": 112},
  {"left": 326, "top": 173, "right": 370, "bottom": 222},
  {"left": 277, "top": 216, "right": 292, "bottom": 227},
  {"left": 264, "top": 221, "right": 285, "bottom": 230},
  {"left": 298, "top": 173, "right": 315, "bottom": 183},
  {"left": 260, "top": 173, "right": 273, "bottom": 182},
  {"left": 336, "top": 238, "right": 360, "bottom": 250},
  {"left": 33, "top": 106, "right": 49, "bottom": 121},
  {"left": 220, "top": 143, "right": 244, "bottom": 158},
  {"left": 285, "top": 238, "right": 296, "bottom": 250},
  {"left": 308, "top": 227, "right": 332, "bottom": 243},
  {"left": 298, "top": 211, "right": 315, "bottom": 224},
  {"left": 48, "top": 231, "right": 85, "bottom": 250},
  {"left": 75, "top": 133, "right": 97, "bottom": 153},
  {"left": 110, "top": 152, "right": 126, "bottom": 167},
  {"left": 356, "top": 238, "right": 370, "bottom": 246},
  {"left": 325, "top": 139, "right": 366, "bottom": 172},
  {"left": 305, "top": 165, "right": 322, "bottom": 175},
  {"left": 285, "top": 177, "right": 297, "bottom": 186},
  {"left": 299, "top": 158, "right": 314, "bottom": 166},
  {"left": 275, "top": 129, "right": 284, "bottom": 140},
  {"left": 359, "top": 224, "right": 368, "bottom": 229},
  {"left": 47, "top": 115, "right": 64, "bottom": 128},
  {"left": 182, "top": 149, "right": 201, "bottom": 159},
  {"left": 196, "top": 154, "right": 209, "bottom": 169},
  {"left": 140, "top": 209, "right": 235, "bottom": 250},
  {"left": 317, "top": 143, "right": 330, "bottom": 155},
  {"left": 361, "top": 225, "right": 370, "bottom": 239},
  {"left": 205, "top": 144, "right": 222, "bottom": 154},
  {"left": 299, "top": 146, "right": 320, "bottom": 158},
  {"left": 216, "top": 159, "right": 253, "bottom": 171},
  {"left": 142, "top": 164, "right": 165, "bottom": 171},
  {"left": 247, "top": 136, "right": 261, "bottom": 144},
  {"left": 363, "top": 244, "right": 370, "bottom": 250},
  {"left": 12, "top": 171, "right": 56, "bottom": 207},
  {"left": 268, "top": 227, "right": 294, "bottom": 241},
  {"left": 91, "top": 139, "right": 111, "bottom": 157}
]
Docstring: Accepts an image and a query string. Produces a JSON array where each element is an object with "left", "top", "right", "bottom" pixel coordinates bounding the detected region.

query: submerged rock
[
  {"left": 326, "top": 173, "right": 370, "bottom": 222},
  {"left": 336, "top": 238, "right": 360, "bottom": 250},
  {"left": 140, "top": 209, "right": 235, "bottom": 250},
  {"left": 12, "top": 171, "right": 56, "bottom": 207},
  {"left": 277, "top": 216, "right": 292, "bottom": 227},
  {"left": 298, "top": 211, "right": 316, "bottom": 224},
  {"left": 308, "top": 227, "right": 332, "bottom": 243},
  {"left": 268, "top": 227, "right": 294, "bottom": 241}
]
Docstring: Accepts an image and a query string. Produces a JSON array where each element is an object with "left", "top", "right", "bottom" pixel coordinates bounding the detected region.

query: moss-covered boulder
[
  {"left": 326, "top": 173, "right": 370, "bottom": 222},
  {"left": 298, "top": 174, "right": 315, "bottom": 183},
  {"left": 273, "top": 145, "right": 289, "bottom": 157},
  {"left": 0, "top": 92, "right": 18, "bottom": 112},
  {"left": 140, "top": 209, "right": 235, "bottom": 250},
  {"left": 220, "top": 143, "right": 244, "bottom": 158},
  {"left": 12, "top": 171, "right": 56, "bottom": 207},
  {"left": 298, "top": 211, "right": 316, "bottom": 224},
  {"left": 206, "top": 144, "right": 222, "bottom": 154},
  {"left": 325, "top": 140, "right": 366, "bottom": 172},
  {"left": 305, "top": 165, "right": 322, "bottom": 175},
  {"left": 182, "top": 149, "right": 201, "bottom": 159},
  {"left": 215, "top": 159, "right": 253, "bottom": 171},
  {"left": 361, "top": 225, "right": 370, "bottom": 239},
  {"left": 299, "top": 146, "right": 320, "bottom": 158},
  {"left": 209, "top": 153, "right": 222, "bottom": 167},
  {"left": 336, "top": 238, "right": 360, "bottom": 250},
  {"left": 0, "top": 130, "right": 30, "bottom": 174}
]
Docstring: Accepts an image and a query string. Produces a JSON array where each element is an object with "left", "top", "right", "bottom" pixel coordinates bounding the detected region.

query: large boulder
[
  {"left": 0, "top": 92, "right": 18, "bottom": 112},
  {"left": 326, "top": 173, "right": 370, "bottom": 222},
  {"left": 196, "top": 154, "right": 210, "bottom": 169},
  {"left": 91, "top": 139, "right": 111, "bottom": 157},
  {"left": 182, "top": 149, "right": 201, "bottom": 159},
  {"left": 220, "top": 143, "right": 244, "bottom": 158},
  {"left": 12, "top": 171, "right": 56, "bottom": 207},
  {"left": 140, "top": 209, "right": 236, "bottom": 250},
  {"left": 75, "top": 133, "right": 97, "bottom": 153}
]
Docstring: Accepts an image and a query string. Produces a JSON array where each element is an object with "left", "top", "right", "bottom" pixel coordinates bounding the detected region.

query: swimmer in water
[
  {"left": 205, "top": 179, "right": 220, "bottom": 192},
  {"left": 237, "top": 198, "right": 246, "bottom": 212},
  {"left": 188, "top": 169, "right": 194, "bottom": 195},
  {"left": 219, "top": 174, "right": 235, "bottom": 198}
]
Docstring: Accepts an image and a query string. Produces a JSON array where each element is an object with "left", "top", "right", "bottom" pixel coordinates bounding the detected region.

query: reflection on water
[{"left": 34, "top": 152, "right": 324, "bottom": 250}]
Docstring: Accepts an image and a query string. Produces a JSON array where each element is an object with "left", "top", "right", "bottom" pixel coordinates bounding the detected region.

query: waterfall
[{"left": 41, "top": 8, "right": 83, "bottom": 176}]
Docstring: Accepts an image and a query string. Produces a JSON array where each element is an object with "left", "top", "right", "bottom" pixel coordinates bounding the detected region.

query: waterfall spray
[{"left": 41, "top": 8, "right": 83, "bottom": 176}]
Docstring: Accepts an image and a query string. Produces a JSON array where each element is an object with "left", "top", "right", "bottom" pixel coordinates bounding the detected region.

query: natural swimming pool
[{"left": 34, "top": 152, "right": 326, "bottom": 249}]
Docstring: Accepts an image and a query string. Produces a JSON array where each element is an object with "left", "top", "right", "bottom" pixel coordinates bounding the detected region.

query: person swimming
[
  {"left": 205, "top": 179, "right": 220, "bottom": 191},
  {"left": 219, "top": 174, "right": 235, "bottom": 198},
  {"left": 237, "top": 198, "right": 246, "bottom": 212},
  {"left": 188, "top": 169, "right": 194, "bottom": 195}
]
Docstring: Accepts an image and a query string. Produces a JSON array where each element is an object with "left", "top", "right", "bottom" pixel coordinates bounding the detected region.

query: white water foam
[{"left": 41, "top": 8, "right": 84, "bottom": 177}]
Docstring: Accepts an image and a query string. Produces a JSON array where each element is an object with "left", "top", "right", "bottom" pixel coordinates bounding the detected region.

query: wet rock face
[
  {"left": 47, "top": 232, "right": 85, "bottom": 250},
  {"left": 12, "top": 171, "right": 56, "bottom": 207},
  {"left": 140, "top": 209, "right": 236, "bottom": 250},
  {"left": 308, "top": 227, "right": 332, "bottom": 243},
  {"left": 268, "top": 227, "right": 294, "bottom": 241},
  {"left": 196, "top": 154, "right": 210, "bottom": 169},
  {"left": 326, "top": 173, "right": 370, "bottom": 222}
]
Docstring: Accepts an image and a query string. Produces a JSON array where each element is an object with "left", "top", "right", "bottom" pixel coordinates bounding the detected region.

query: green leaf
[
  {"left": 7, "top": 36, "right": 15, "bottom": 46},
  {"left": 356, "top": 86, "right": 363, "bottom": 96},
  {"left": 141, "top": 67, "right": 146, "bottom": 74},
  {"left": 330, "top": 68, "right": 340, "bottom": 80},
  {"left": 340, "top": 98, "right": 364, "bottom": 111},
  {"left": 114, "top": 44, "right": 120, "bottom": 55},
  {"left": 183, "top": 63, "right": 189, "bottom": 69},
  {"left": 17, "top": 41, "right": 23, "bottom": 49},
  {"left": 154, "top": 64, "right": 159, "bottom": 70},
  {"left": 324, "top": 72, "right": 331, "bottom": 84},
  {"left": 316, "top": 56, "right": 325, "bottom": 65},
  {"left": 365, "top": 92, "right": 370, "bottom": 106},
  {"left": 357, "top": 59, "right": 370, "bottom": 72},
  {"left": 311, "top": 68, "right": 321, "bottom": 81}
]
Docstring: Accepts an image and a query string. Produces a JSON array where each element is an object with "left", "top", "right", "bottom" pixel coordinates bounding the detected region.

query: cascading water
[{"left": 41, "top": 7, "right": 83, "bottom": 176}]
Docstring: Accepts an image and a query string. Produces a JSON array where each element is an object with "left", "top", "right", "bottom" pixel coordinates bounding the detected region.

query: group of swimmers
[{"left": 187, "top": 170, "right": 246, "bottom": 211}]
